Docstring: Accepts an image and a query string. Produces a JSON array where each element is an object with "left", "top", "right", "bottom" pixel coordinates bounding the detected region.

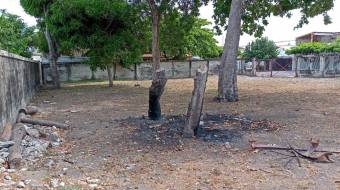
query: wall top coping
[{"left": 0, "top": 50, "right": 39, "bottom": 63}]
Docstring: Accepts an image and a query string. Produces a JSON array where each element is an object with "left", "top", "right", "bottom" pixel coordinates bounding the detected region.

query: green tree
[
  {"left": 214, "top": 0, "right": 335, "bottom": 102},
  {"left": 21, "top": 0, "right": 61, "bottom": 88},
  {"left": 286, "top": 39, "right": 340, "bottom": 55},
  {"left": 48, "top": 0, "right": 148, "bottom": 87},
  {"left": 132, "top": 0, "right": 209, "bottom": 120},
  {"left": 243, "top": 37, "right": 279, "bottom": 60},
  {"left": 161, "top": 17, "right": 221, "bottom": 59},
  {"left": 0, "top": 10, "right": 35, "bottom": 58}
]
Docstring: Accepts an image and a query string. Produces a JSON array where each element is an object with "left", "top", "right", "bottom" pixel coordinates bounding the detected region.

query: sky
[{"left": 1, "top": 0, "right": 340, "bottom": 47}]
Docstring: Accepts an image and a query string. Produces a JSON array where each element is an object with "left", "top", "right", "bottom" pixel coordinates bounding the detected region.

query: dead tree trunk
[
  {"left": 148, "top": 69, "right": 167, "bottom": 120},
  {"left": 184, "top": 65, "right": 209, "bottom": 137},
  {"left": 8, "top": 123, "right": 26, "bottom": 169},
  {"left": 217, "top": 0, "right": 242, "bottom": 102},
  {"left": 107, "top": 65, "right": 113, "bottom": 87}
]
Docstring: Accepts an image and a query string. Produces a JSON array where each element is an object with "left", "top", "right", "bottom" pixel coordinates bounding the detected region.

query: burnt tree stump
[
  {"left": 184, "top": 65, "right": 209, "bottom": 137},
  {"left": 148, "top": 69, "right": 167, "bottom": 120}
]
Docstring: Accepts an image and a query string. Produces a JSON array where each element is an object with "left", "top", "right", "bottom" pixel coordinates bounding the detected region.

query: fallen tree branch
[
  {"left": 19, "top": 117, "right": 69, "bottom": 129},
  {"left": 289, "top": 144, "right": 334, "bottom": 163},
  {"left": 9, "top": 123, "right": 26, "bottom": 169},
  {"left": 17, "top": 112, "right": 69, "bottom": 129},
  {"left": 250, "top": 141, "right": 340, "bottom": 154}
]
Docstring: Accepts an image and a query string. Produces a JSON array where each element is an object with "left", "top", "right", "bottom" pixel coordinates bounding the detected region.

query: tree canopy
[
  {"left": 212, "top": 0, "right": 335, "bottom": 37},
  {"left": 243, "top": 37, "right": 279, "bottom": 60},
  {"left": 44, "top": 0, "right": 149, "bottom": 70},
  {"left": 0, "top": 10, "right": 35, "bottom": 58},
  {"left": 161, "top": 17, "right": 221, "bottom": 59}
]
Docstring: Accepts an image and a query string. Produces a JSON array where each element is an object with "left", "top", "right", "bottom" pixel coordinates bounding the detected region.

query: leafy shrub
[{"left": 287, "top": 39, "right": 340, "bottom": 55}]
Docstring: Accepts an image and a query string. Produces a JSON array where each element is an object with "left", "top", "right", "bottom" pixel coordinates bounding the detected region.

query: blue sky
[{"left": 1, "top": 0, "right": 340, "bottom": 47}]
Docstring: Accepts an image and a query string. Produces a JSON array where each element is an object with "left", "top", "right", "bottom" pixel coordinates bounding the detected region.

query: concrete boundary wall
[
  {"left": 42, "top": 60, "right": 222, "bottom": 82},
  {"left": 0, "top": 50, "right": 40, "bottom": 131},
  {"left": 294, "top": 53, "right": 340, "bottom": 77}
]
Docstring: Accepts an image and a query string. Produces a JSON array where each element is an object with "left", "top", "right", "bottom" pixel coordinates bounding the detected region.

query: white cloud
[{"left": 0, "top": 0, "right": 37, "bottom": 26}]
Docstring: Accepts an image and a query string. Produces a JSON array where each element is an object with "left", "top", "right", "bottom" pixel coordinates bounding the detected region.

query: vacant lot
[{"left": 16, "top": 76, "right": 340, "bottom": 189}]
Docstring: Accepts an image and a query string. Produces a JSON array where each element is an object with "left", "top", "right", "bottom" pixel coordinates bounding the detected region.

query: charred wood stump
[
  {"left": 184, "top": 65, "right": 209, "bottom": 137},
  {"left": 8, "top": 123, "right": 26, "bottom": 169},
  {"left": 148, "top": 69, "right": 167, "bottom": 120}
]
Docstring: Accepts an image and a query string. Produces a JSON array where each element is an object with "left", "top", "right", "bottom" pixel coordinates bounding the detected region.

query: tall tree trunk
[
  {"left": 44, "top": 25, "right": 60, "bottom": 89},
  {"left": 91, "top": 69, "right": 96, "bottom": 80},
  {"left": 147, "top": 1, "right": 167, "bottom": 120},
  {"left": 107, "top": 65, "right": 113, "bottom": 87},
  {"left": 217, "top": 0, "right": 242, "bottom": 102},
  {"left": 43, "top": 7, "right": 60, "bottom": 89},
  {"left": 151, "top": 10, "right": 161, "bottom": 74}
]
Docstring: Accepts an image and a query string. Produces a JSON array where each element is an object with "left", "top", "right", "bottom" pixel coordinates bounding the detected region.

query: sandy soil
[{"left": 16, "top": 76, "right": 340, "bottom": 189}]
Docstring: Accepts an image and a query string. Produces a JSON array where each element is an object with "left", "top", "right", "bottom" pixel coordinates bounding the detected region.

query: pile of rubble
[{"left": 0, "top": 106, "right": 68, "bottom": 189}]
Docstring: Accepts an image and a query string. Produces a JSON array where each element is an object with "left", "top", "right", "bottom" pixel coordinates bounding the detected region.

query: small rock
[
  {"left": 0, "top": 148, "right": 9, "bottom": 152},
  {"left": 45, "top": 159, "right": 55, "bottom": 168},
  {"left": 50, "top": 178, "right": 59, "bottom": 188},
  {"left": 0, "top": 152, "right": 9, "bottom": 158},
  {"left": 0, "top": 158, "right": 5, "bottom": 164},
  {"left": 89, "top": 184, "right": 98, "bottom": 189},
  {"left": 25, "top": 127, "right": 40, "bottom": 138},
  {"left": 4, "top": 175, "right": 11, "bottom": 180},
  {"left": 125, "top": 164, "right": 136, "bottom": 171},
  {"left": 47, "top": 132, "right": 60, "bottom": 142},
  {"left": 87, "top": 178, "right": 100, "bottom": 184},
  {"left": 0, "top": 167, "right": 6, "bottom": 172},
  {"left": 224, "top": 142, "right": 232, "bottom": 149},
  {"left": 6, "top": 169, "right": 16, "bottom": 173},
  {"left": 24, "top": 179, "right": 31, "bottom": 185},
  {"left": 60, "top": 182, "right": 65, "bottom": 187},
  {"left": 20, "top": 168, "right": 28, "bottom": 171},
  {"left": 0, "top": 141, "right": 15, "bottom": 149},
  {"left": 17, "top": 181, "right": 25, "bottom": 188}
]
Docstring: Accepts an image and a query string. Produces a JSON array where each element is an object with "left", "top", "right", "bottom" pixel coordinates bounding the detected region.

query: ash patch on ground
[{"left": 117, "top": 114, "right": 282, "bottom": 148}]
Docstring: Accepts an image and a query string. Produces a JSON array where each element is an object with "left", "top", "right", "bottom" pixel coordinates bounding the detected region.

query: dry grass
[{"left": 24, "top": 76, "right": 340, "bottom": 190}]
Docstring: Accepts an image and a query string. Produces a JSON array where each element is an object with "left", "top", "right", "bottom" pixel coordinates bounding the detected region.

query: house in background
[{"left": 296, "top": 32, "right": 340, "bottom": 45}]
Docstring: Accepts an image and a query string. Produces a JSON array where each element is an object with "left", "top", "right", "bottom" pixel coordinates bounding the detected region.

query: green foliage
[
  {"left": 183, "top": 19, "right": 221, "bottom": 59},
  {"left": 161, "top": 17, "right": 220, "bottom": 59},
  {"left": 0, "top": 10, "right": 35, "bottom": 57},
  {"left": 286, "top": 39, "right": 340, "bottom": 55},
  {"left": 243, "top": 37, "right": 278, "bottom": 60},
  {"left": 28, "top": 0, "right": 149, "bottom": 70},
  {"left": 212, "top": 0, "right": 335, "bottom": 37}
]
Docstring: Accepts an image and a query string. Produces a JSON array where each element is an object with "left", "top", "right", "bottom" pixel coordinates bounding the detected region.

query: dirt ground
[{"left": 16, "top": 76, "right": 340, "bottom": 189}]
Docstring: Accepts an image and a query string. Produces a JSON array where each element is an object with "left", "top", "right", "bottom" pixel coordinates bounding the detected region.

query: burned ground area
[{"left": 9, "top": 76, "right": 339, "bottom": 190}]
